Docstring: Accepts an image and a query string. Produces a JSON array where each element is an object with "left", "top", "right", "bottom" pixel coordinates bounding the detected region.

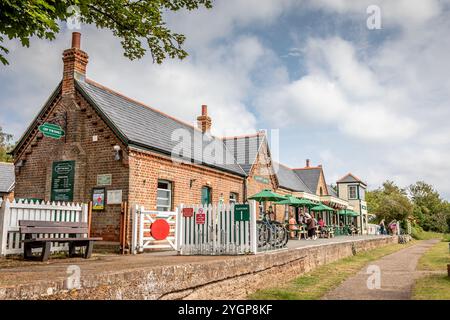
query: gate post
[
  {"left": 131, "top": 204, "right": 138, "bottom": 255},
  {"left": 249, "top": 200, "right": 257, "bottom": 254},
  {"left": 139, "top": 206, "right": 146, "bottom": 253},
  {"left": 176, "top": 204, "right": 184, "bottom": 253},
  {"left": 0, "top": 200, "right": 11, "bottom": 256}
]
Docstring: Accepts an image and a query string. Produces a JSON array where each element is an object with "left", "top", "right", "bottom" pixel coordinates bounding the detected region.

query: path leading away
[{"left": 322, "top": 239, "right": 440, "bottom": 300}]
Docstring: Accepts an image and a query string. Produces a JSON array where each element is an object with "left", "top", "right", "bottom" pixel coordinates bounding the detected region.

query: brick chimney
[
  {"left": 62, "top": 32, "right": 88, "bottom": 97},
  {"left": 306, "top": 159, "right": 310, "bottom": 167},
  {"left": 197, "top": 105, "right": 212, "bottom": 133}
]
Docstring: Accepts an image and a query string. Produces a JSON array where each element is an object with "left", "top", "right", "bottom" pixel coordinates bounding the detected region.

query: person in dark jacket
[
  {"left": 379, "top": 219, "right": 385, "bottom": 235},
  {"left": 306, "top": 213, "right": 317, "bottom": 240}
]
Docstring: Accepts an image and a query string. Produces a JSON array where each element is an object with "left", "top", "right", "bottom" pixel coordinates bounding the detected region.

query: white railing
[
  {"left": 177, "top": 201, "right": 257, "bottom": 255},
  {"left": 0, "top": 199, "right": 88, "bottom": 256},
  {"left": 131, "top": 206, "right": 178, "bottom": 254}
]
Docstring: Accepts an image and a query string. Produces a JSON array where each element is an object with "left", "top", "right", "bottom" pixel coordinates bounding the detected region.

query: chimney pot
[
  {"left": 197, "top": 105, "right": 212, "bottom": 133},
  {"left": 72, "top": 32, "right": 81, "bottom": 49},
  {"left": 306, "top": 159, "right": 310, "bottom": 167},
  {"left": 62, "top": 32, "right": 88, "bottom": 96}
]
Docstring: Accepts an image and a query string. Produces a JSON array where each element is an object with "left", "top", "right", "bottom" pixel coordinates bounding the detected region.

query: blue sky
[{"left": 1, "top": 0, "right": 450, "bottom": 198}]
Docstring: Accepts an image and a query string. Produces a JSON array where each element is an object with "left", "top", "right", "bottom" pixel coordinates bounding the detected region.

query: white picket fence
[
  {"left": 131, "top": 206, "right": 178, "bottom": 254},
  {"left": 367, "top": 223, "right": 380, "bottom": 235},
  {"left": 177, "top": 201, "right": 257, "bottom": 255},
  {"left": 0, "top": 199, "right": 89, "bottom": 255}
]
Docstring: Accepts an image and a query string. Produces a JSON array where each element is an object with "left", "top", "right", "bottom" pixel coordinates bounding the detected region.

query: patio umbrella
[
  {"left": 248, "top": 189, "right": 287, "bottom": 202},
  {"left": 275, "top": 196, "right": 315, "bottom": 207},
  {"left": 339, "top": 209, "right": 359, "bottom": 217},
  {"left": 311, "top": 202, "right": 335, "bottom": 225},
  {"left": 276, "top": 196, "right": 316, "bottom": 222},
  {"left": 310, "top": 203, "right": 334, "bottom": 212},
  {"left": 338, "top": 209, "right": 358, "bottom": 225}
]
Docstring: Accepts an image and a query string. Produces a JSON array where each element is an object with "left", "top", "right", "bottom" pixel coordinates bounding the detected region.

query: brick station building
[{"left": 11, "top": 33, "right": 368, "bottom": 243}]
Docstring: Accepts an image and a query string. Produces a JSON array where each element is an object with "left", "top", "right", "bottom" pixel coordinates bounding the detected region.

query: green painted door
[{"left": 201, "top": 186, "right": 211, "bottom": 205}]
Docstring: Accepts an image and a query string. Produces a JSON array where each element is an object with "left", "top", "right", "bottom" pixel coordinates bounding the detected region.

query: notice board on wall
[{"left": 51, "top": 160, "right": 75, "bottom": 202}]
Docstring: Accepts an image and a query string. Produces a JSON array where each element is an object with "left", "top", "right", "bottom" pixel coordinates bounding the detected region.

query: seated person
[
  {"left": 288, "top": 213, "right": 299, "bottom": 238},
  {"left": 318, "top": 218, "right": 325, "bottom": 229}
]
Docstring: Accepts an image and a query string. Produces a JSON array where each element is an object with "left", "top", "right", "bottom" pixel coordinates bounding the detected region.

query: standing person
[
  {"left": 389, "top": 220, "right": 397, "bottom": 235},
  {"left": 306, "top": 213, "right": 317, "bottom": 240},
  {"left": 267, "top": 205, "right": 276, "bottom": 222},
  {"left": 379, "top": 219, "right": 385, "bottom": 235}
]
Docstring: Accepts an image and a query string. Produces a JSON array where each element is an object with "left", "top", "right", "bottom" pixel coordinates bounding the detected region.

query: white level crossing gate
[
  {"left": 176, "top": 201, "right": 258, "bottom": 255},
  {"left": 131, "top": 206, "right": 178, "bottom": 254}
]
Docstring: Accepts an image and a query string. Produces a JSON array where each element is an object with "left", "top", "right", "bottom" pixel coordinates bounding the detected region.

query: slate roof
[
  {"left": 327, "top": 185, "right": 338, "bottom": 197},
  {"left": 0, "top": 162, "right": 15, "bottom": 193},
  {"left": 293, "top": 167, "right": 322, "bottom": 194},
  {"left": 222, "top": 133, "right": 265, "bottom": 175},
  {"left": 337, "top": 173, "right": 367, "bottom": 186},
  {"left": 76, "top": 79, "right": 246, "bottom": 177},
  {"left": 275, "top": 163, "right": 311, "bottom": 192}
]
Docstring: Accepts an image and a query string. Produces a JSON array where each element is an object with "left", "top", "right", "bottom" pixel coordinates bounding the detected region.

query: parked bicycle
[{"left": 256, "top": 211, "right": 288, "bottom": 248}]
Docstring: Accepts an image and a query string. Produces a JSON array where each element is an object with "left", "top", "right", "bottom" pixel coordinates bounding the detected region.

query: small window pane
[
  {"left": 349, "top": 186, "right": 357, "bottom": 199},
  {"left": 157, "top": 180, "right": 172, "bottom": 211},
  {"left": 230, "top": 192, "right": 238, "bottom": 204},
  {"left": 158, "top": 181, "right": 169, "bottom": 189}
]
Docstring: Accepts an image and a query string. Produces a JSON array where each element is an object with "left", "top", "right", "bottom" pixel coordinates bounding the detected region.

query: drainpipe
[{"left": 243, "top": 177, "right": 248, "bottom": 203}]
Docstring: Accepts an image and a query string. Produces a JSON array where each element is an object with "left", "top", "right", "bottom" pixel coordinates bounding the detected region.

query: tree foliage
[
  {"left": 367, "top": 180, "right": 450, "bottom": 233},
  {"left": 408, "top": 181, "right": 450, "bottom": 233},
  {"left": 366, "top": 181, "right": 413, "bottom": 223},
  {"left": 0, "top": 0, "right": 213, "bottom": 65},
  {"left": 0, "top": 126, "right": 13, "bottom": 162}
]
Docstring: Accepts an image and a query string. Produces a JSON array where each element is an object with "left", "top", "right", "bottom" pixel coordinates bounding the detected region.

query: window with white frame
[
  {"left": 229, "top": 192, "right": 238, "bottom": 204},
  {"left": 348, "top": 185, "right": 358, "bottom": 200},
  {"left": 157, "top": 180, "right": 172, "bottom": 211}
]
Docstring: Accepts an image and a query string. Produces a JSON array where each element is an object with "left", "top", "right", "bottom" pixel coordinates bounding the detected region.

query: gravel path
[{"left": 322, "top": 239, "right": 440, "bottom": 300}]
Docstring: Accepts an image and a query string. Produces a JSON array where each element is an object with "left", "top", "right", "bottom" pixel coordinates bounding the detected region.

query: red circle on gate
[{"left": 150, "top": 219, "right": 170, "bottom": 240}]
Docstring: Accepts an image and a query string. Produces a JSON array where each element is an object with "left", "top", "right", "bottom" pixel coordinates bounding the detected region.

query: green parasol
[
  {"left": 339, "top": 209, "right": 359, "bottom": 216},
  {"left": 310, "top": 202, "right": 335, "bottom": 212},
  {"left": 248, "top": 189, "right": 287, "bottom": 202},
  {"left": 275, "top": 195, "right": 315, "bottom": 207}
]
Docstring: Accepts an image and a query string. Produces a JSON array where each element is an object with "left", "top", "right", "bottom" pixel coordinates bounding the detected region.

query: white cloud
[
  {"left": 308, "top": 0, "right": 442, "bottom": 29},
  {"left": 257, "top": 37, "right": 419, "bottom": 141},
  {"left": 2, "top": 0, "right": 450, "bottom": 199}
]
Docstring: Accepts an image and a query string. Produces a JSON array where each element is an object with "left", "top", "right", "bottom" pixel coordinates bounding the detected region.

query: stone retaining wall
[{"left": 1, "top": 236, "right": 397, "bottom": 300}]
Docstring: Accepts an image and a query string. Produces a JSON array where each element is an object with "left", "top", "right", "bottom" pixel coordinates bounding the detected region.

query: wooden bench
[{"left": 19, "top": 220, "right": 102, "bottom": 261}]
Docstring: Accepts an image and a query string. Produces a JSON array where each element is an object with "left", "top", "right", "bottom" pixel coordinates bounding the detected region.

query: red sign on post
[
  {"left": 196, "top": 208, "right": 206, "bottom": 224},
  {"left": 182, "top": 207, "right": 194, "bottom": 217}
]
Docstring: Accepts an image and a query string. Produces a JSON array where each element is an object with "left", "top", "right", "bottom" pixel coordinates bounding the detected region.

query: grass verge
[
  {"left": 248, "top": 240, "right": 416, "bottom": 300},
  {"left": 411, "top": 228, "right": 449, "bottom": 241},
  {"left": 417, "top": 241, "right": 450, "bottom": 271},
  {"left": 413, "top": 240, "right": 450, "bottom": 300}
]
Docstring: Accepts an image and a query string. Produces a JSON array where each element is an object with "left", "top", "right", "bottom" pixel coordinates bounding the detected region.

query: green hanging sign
[
  {"left": 38, "top": 122, "right": 65, "bottom": 139},
  {"left": 234, "top": 204, "right": 250, "bottom": 221},
  {"left": 254, "top": 175, "right": 270, "bottom": 184}
]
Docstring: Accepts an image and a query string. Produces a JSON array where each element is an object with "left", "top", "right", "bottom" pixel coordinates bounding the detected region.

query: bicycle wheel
[
  {"left": 256, "top": 221, "right": 270, "bottom": 247},
  {"left": 270, "top": 221, "right": 288, "bottom": 248},
  {"left": 279, "top": 224, "right": 289, "bottom": 247}
]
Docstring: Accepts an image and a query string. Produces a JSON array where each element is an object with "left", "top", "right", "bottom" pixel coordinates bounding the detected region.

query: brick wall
[
  {"left": 128, "top": 149, "right": 244, "bottom": 210},
  {"left": 14, "top": 91, "right": 129, "bottom": 241},
  {"left": 244, "top": 141, "right": 296, "bottom": 221}
]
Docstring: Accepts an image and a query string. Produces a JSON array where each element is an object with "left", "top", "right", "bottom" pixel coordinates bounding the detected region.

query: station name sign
[{"left": 39, "top": 122, "right": 65, "bottom": 139}]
